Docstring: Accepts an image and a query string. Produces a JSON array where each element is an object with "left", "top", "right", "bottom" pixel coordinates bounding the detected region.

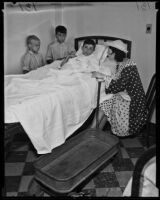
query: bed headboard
[{"left": 75, "top": 36, "right": 132, "bottom": 58}]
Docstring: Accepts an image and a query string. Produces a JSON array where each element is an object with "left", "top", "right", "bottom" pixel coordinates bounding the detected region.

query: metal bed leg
[{"left": 27, "top": 178, "right": 44, "bottom": 196}]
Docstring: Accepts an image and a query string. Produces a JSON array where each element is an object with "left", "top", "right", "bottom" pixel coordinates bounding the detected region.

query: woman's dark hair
[
  {"left": 109, "top": 46, "right": 126, "bottom": 62},
  {"left": 55, "top": 25, "right": 67, "bottom": 34},
  {"left": 83, "top": 39, "right": 96, "bottom": 50}
]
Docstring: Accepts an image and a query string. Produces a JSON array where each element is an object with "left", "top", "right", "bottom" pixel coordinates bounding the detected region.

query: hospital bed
[{"left": 5, "top": 36, "right": 131, "bottom": 155}]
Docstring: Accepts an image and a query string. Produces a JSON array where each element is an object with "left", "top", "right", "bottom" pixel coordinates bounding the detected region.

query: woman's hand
[
  {"left": 119, "top": 90, "right": 128, "bottom": 96},
  {"left": 119, "top": 91, "right": 127, "bottom": 96}
]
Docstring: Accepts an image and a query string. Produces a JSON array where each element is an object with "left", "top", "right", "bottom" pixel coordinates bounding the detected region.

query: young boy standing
[
  {"left": 21, "top": 35, "right": 44, "bottom": 74},
  {"left": 46, "top": 25, "right": 76, "bottom": 64}
]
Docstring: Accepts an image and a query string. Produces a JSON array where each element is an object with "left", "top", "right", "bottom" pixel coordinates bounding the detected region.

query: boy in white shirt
[
  {"left": 46, "top": 25, "right": 76, "bottom": 64},
  {"left": 21, "top": 35, "right": 44, "bottom": 74}
]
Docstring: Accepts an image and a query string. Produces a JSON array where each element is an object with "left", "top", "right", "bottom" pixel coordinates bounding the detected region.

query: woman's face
[{"left": 107, "top": 47, "right": 115, "bottom": 61}]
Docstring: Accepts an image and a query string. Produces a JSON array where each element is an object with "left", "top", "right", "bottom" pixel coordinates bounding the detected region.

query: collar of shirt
[
  {"left": 54, "top": 41, "right": 66, "bottom": 47},
  {"left": 28, "top": 50, "right": 39, "bottom": 55}
]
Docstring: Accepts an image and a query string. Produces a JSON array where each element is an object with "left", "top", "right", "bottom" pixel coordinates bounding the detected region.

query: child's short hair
[
  {"left": 83, "top": 39, "right": 96, "bottom": 50},
  {"left": 55, "top": 25, "right": 67, "bottom": 35},
  {"left": 26, "top": 35, "right": 40, "bottom": 45}
]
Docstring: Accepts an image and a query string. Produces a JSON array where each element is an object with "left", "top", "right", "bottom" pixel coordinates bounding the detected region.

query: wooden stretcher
[{"left": 28, "top": 81, "right": 120, "bottom": 196}]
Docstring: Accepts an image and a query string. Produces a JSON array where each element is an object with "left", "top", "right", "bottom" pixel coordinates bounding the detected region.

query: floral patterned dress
[{"left": 100, "top": 59, "right": 148, "bottom": 136}]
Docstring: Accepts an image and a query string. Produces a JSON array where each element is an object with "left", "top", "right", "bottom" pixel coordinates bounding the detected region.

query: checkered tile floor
[{"left": 4, "top": 126, "right": 156, "bottom": 197}]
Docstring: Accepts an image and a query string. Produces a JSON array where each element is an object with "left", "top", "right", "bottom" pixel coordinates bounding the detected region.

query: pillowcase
[
  {"left": 99, "top": 46, "right": 109, "bottom": 66},
  {"left": 76, "top": 42, "right": 107, "bottom": 63}
]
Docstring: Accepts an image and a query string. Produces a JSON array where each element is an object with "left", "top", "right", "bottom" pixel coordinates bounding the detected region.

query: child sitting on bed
[
  {"left": 59, "top": 39, "right": 97, "bottom": 70},
  {"left": 46, "top": 25, "right": 76, "bottom": 64},
  {"left": 21, "top": 35, "right": 44, "bottom": 74}
]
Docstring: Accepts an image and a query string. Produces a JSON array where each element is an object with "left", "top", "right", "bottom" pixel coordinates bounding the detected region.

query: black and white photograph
[{"left": 3, "top": 2, "right": 157, "bottom": 197}]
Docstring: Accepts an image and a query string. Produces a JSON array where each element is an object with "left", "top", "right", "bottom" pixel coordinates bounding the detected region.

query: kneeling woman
[{"left": 91, "top": 40, "right": 148, "bottom": 137}]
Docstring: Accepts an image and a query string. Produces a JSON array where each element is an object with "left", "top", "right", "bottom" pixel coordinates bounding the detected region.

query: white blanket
[{"left": 5, "top": 60, "right": 111, "bottom": 154}]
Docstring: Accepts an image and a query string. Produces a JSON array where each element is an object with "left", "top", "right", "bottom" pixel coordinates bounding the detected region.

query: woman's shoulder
[
  {"left": 119, "top": 59, "right": 138, "bottom": 76},
  {"left": 121, "top": 58, "right": 136, "bottom": 67}
]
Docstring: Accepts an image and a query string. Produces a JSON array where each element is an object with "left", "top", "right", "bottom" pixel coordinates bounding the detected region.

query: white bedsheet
[{"left": 5, "top": 60, "right": 112, "bottom": 154}]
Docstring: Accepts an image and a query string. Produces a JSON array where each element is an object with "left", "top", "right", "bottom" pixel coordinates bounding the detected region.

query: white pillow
[
  {"left": 76, "top": 42, "right": 107, "bottom": 62},
  {"left": 99, "top": 46, "right": 109, "bottom": 65}
]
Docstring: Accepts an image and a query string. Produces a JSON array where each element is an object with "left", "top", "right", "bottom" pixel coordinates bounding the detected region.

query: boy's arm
[
  {"left": 21, "top": 53, "right": 31, "bottom": 74},
  {"left": 40, "top": 54, "right": 45, "bottom": 66},
  {"left": 67, "top": 43, "right": 77, "bottom": 58},
  {"left": 59, "top": 55, "right": 70, "bottom": 68},
  {"left": 68, "top": 43, "right": 76, "bottom": 57},
  {"left": 59, "top": 53, "right": 77, "bottom": 68},
  {"left": 46, "top": 45, "right": 53, "bottom": 64}
]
